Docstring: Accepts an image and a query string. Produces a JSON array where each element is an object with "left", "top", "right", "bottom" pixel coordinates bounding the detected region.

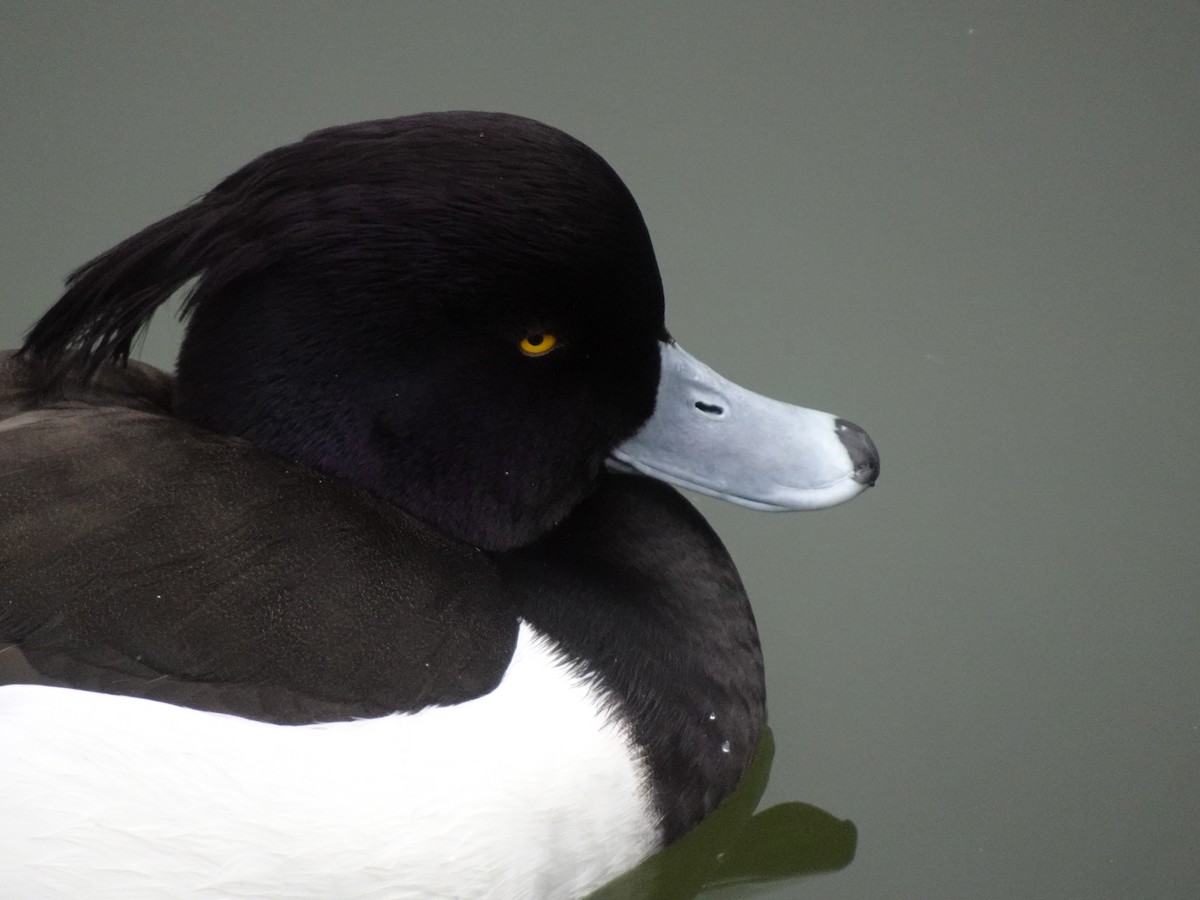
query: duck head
[{"left": 23, "top": 112, "right": 877, "bottom": 551}]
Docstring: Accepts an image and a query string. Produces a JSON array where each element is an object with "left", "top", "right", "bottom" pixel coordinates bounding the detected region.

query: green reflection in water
[{"left": 587, "top": 728, "right": 856, "bottom": 900}]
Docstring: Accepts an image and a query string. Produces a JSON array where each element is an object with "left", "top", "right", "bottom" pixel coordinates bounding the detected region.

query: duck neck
[{"left": 497, "top": 474, "right": 766, "bottom": 844}]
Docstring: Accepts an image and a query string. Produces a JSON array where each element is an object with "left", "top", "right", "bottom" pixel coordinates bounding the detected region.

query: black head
[{"left": 23, "top": 113, "right": 668, "bottom": 549}]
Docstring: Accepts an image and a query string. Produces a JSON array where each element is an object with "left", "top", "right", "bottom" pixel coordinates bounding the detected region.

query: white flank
[{"left": 0, "top": 623, "right": 658, "bottom": 899}]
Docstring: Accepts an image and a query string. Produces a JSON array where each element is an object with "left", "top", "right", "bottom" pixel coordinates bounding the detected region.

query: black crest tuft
[{"left": 20, "top": 201, "right": 231, "bottom": 378}]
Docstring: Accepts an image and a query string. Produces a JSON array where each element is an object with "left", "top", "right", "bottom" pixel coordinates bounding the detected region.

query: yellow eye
[{"left": 519, "top": 333, "right": 558, "bottom": 356}]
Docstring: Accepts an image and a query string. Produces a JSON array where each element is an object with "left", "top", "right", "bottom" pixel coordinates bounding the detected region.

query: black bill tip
[{"left": 835, "top": 418, "right": 880, "bottom": 487}]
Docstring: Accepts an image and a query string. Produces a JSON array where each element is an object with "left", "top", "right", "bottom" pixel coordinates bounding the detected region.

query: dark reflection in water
[{"left": 588, "top": 728, "right": 856, "bottom": 899}]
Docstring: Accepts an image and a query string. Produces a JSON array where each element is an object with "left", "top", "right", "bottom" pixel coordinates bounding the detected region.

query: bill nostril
[
  {"left": 835, "top": 418, "right": 880, "bottom": 486},
  {"left": 694, "top": 401, "right": 725, "bottom": 416}
]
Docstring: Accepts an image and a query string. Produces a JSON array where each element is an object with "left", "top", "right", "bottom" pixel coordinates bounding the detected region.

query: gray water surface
[{"left": 3, "top": 3, "right": 1197, "bottom": 898}]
